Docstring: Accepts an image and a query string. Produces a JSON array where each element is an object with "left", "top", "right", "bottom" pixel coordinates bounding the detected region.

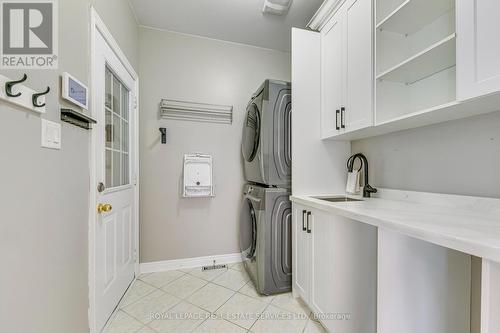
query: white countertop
[{"left": 291, "top": 189, "right": 500, "bottom": 262}]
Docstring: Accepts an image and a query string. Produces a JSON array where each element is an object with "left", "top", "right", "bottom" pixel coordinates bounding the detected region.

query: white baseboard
[{"left": 140, "top": 252, "right": 242, "bottom": 274}]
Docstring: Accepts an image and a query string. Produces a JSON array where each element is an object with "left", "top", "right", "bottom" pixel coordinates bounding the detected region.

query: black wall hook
[
  {"left": 5, "top": 73, "right": 27, "bottom": 97},
  {"left": 32, "top": 87, "right": 50, "bottom": 107},
  {"left": 159, "top": 127, "right": 167, "bottom": 144}
]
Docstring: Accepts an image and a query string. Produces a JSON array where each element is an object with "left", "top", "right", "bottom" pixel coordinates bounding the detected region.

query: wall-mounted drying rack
[
  {"left": 60, "top": 108, "right": 97, "bottom": 130},
  {"left": 0, "top": 74, "right": 49, "bottom": 114},
  {"left": 160, "top": 99, "right": 233, "bottom": 124}
]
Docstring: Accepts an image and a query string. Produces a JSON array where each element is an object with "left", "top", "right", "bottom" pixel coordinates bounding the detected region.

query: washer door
[
  {"left": 240, "top": 198, "right": 257, "bottom": 259},
  {"left": 242, "top": 103, "right": 260, "bottom": 162}
]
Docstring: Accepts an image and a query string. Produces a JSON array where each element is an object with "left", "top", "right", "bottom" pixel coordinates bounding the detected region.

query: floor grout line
[
  {"left": 247, "top": 299, "right": 272, "bottom": 333},
  {"left": 221, "top": 317, "right": 250, "bottom": 332},
  {"left": 210, "top": 288, "right": 238, "bottom": 314},
  {"left": 139, "top": 270, "right": 188, "bottom": 289},
  {"left": 158, "top": 273, "right": 209, "bottom": 296},
  {"left": 109, "top": 267, "right": 317, "bottom": 333},
  {"left": 122, "top": 273, "right": 197, "bottom": 326}
]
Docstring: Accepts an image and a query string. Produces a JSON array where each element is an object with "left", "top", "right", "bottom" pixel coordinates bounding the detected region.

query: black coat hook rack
[
  {"left": 1, "top": 73, "right": 46, "bottom": 114},
  {"left": 32, "top": 86, "right": 50, "bottom": 107},
  {"left": 5, "top": 73, "right": 27, "bottom": 97}
]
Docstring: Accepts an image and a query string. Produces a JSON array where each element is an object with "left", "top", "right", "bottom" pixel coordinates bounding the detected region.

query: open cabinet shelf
[
  {"left": 327, "top": 93, "right": 500, "bottom": 141},
  {"left": 353, "top": 0, "right": 462, "bottom": 142},
  {"left": 377, "top": 33, "right": 456, "bottom": 84},
  {"left": 377, "top": 0, "right": 455, "bottom": 35}
]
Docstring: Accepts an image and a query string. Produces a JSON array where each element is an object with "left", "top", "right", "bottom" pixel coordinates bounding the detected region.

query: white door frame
[{"left": 89, "top": 7, "right": 140, "bottom": 333}]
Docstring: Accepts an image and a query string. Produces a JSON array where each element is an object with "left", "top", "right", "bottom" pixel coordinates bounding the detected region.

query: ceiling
[{"left": 129, "top": 0, "right": 324, "bottom": 52}]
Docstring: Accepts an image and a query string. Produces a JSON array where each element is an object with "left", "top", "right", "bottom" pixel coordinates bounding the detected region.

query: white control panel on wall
[{"left": 41, "top": 119, "right": 61, "bottom": 150}]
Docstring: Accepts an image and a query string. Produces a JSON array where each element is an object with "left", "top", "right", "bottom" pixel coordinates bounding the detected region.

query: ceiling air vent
[
  {"left": 160, "top": 99, "right": 233, "bottom": 124},
  {"left": 262, "top": 0, "right": 292, "bottom": 15}
]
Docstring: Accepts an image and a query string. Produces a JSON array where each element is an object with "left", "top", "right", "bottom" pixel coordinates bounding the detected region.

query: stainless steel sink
[{"left": 313, "top": 196, "right": 363, "bottom": 202}]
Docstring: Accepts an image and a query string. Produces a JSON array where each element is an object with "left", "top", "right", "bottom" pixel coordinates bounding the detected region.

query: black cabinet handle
[
  {"left": 302, "top": 210, "right": 307, "bottom": 231},
  {"left": 341, "top": 107, "right": 345, "bottom": 129},
  {"left": 336, "top": 110, "right": 340, "bottom": 130},
  {"left": 307, "top": 212, "right": 312, "bottom": 233}
]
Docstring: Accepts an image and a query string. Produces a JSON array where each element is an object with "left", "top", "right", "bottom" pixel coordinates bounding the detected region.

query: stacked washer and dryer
[{"left": 240, "top": 80, "right": 292, "bottom": 295}]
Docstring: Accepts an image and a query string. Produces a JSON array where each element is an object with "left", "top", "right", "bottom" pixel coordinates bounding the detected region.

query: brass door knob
[{"left": 97, "top": 203, "right": 112, "bottom": 214}]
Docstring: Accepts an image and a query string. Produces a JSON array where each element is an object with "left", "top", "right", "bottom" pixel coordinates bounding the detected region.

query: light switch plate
[{"left": 41, "top": 119, "right": 61, "bottom": 149}]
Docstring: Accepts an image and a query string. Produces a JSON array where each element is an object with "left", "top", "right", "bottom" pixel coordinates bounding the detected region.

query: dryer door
[
  {"left": 240, "top": 197, "right": 257, "bottom": 260},
  {"left": 242, "top": 103, "right": 260, "bottom": 162},
  {"left": 270, "top": 194, "right": 292, "bottom": 288},
  {"left": 272, "top": 88, "right": 292, "bottom": 182}
]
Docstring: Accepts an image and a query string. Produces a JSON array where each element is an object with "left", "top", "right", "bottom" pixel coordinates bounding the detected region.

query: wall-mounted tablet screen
[{"left": 62, "top": 72, "right": 88, "bottom": 110}]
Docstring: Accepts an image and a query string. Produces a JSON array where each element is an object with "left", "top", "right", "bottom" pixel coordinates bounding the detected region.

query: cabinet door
[
  {"left": 311, "top": 212, "right": 377, "bottom": 333},
  {"left": 292, "top": 27, "right": 351, "bottom": 195},
  {"left": 457, "top": 0, "right": 500, "bottom": 100},
  {"left": 292, "top": 203, "right": 310, "bottom": 302},
  {"left": 309, "top": 209, "right": 335, "bottom": 316},
  {"left": 344, "top": 0, "right": 373, "bottom": 132},
  {"left": 321, "top": 9, "right": 344, "bottom": 138}
]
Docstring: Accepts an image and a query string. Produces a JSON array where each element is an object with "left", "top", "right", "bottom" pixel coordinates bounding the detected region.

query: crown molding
[{"left": 307, "top": 0, "right": 344, "bottom": 31}]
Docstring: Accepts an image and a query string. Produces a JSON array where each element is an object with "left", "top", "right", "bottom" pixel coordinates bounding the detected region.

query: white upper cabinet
[
  {"left": 309, "top": 0, "right": 500, "bottom": 140},
  {"left": 345, "top": 0, "right": 374, "bottom": 132},
  {"left": 457, "top": 0, "right": 500, "bottom": 101},
  {"left": 321, "top": 10, "right": 344, "bottom": 138},
  {"left": 321, "top": 0, "right": 374, "bottom": 139},
  {"left": 291, "top": 27, "right": 351, "bottom": 195}
]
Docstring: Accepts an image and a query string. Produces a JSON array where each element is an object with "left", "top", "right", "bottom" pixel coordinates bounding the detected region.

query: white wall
[
  {"left": 91, "top": 0, "right": 140, "bottom": 70},
  {"left": 139, "top": 27, "right": 291, "bottom": 262},
  {"left": 351, "top": 111, "right": 500, "bottom": 198},
  {"left": 0, "top": 1, "right": 138, "bottom": 332}
]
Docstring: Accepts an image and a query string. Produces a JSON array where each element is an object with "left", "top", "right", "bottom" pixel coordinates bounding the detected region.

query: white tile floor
[{"left": 105, "top": 263, "right": 326, "bottom": 333}]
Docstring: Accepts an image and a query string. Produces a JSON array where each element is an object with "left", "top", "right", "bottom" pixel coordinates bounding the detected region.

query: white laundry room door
[{"left": 92, "top": 24, "right": 138, "bottom": 332}]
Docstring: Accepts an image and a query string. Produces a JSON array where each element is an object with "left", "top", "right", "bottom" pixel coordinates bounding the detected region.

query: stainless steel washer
[
  {"left": 242, "top": 80, "right": 291, "bottom": 187},
  {"left": 239, "top": 184, "right": 292, "bottom": 295}
]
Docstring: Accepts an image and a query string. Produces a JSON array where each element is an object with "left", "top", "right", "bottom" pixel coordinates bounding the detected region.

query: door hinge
[
  {"left": 134, "top": 97, "right": 138, "bottom": 110},
  {"left": 133, "top": 173, "right": 138, "bottom": 186}
]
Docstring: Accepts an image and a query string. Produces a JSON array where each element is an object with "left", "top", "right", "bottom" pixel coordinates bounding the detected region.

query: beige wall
[
  {"left": 351, "top": 110, "right": 500, "bottom": 198},
  {"left": 0, "top": 1, "right": 138, "bottom": 332},
  {"left": 139, "top": 27, "right": 291, "bottom": 262}
]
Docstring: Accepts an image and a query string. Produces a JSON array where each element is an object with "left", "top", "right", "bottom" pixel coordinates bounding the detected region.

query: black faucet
[{"left": 347, "top": 153, "right": 378, "bottom": 198}]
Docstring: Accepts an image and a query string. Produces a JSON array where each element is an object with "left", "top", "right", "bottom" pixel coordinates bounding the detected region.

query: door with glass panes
[{"left": 94, "top": 30, "right": 136, "bottom": 331}]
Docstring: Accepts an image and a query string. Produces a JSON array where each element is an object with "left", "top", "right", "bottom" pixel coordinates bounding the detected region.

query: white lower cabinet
[
  {"left": 292, "top": 203, "right": 377, "bottom": 333},
  {"left": 293, "top": 204, "right": 310, "bottom": 301}
]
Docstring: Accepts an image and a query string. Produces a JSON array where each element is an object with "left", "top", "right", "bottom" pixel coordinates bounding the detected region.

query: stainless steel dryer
[
  {"left": 239, "top": 184, "right": 292, "bottom": 295},
  {"left": 242, "top": 80, "right": 291, "bottom": 187}
]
